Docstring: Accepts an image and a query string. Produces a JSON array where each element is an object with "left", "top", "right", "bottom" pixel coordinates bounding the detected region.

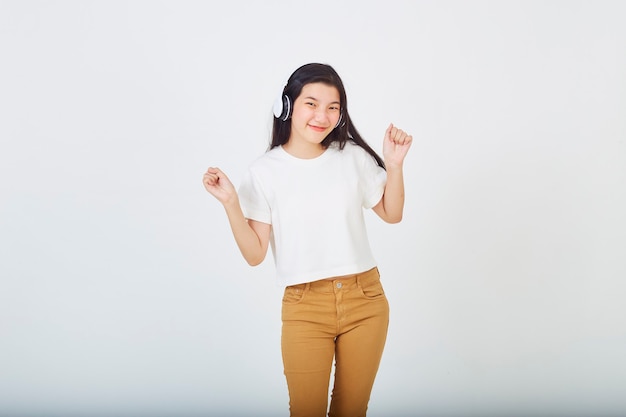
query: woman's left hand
[{"left": 382, "top": 123, "right": 412, "bottom": 168}]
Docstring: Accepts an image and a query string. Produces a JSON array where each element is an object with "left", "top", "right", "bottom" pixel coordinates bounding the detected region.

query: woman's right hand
[
  {"left": 202, "top": 167, "right": 270, "bottom": 266},
  {"left": 203, "top": 167, "right": 237, "bottom": 206}
]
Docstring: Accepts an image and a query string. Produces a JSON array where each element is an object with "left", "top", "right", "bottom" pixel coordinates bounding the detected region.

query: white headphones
[
  {"left": 273, "top": 94, "right": 344, "bottom": 129},
  {"left": 273, "top": 94, "right": 292, "bottom": 122}
]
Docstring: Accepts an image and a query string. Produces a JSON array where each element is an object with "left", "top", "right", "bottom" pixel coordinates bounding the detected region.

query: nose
[{"left": 314, "top": 108, "right": 331, "bottom": 124}]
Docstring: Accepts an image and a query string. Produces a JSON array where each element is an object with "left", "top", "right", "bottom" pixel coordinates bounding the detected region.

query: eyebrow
[{"left": 303, "top": 96, "right": 341, "bottom": 105}]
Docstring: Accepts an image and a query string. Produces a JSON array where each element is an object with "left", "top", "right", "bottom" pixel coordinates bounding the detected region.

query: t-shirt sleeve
[
  {"left": 359, "top": 148, "right": 387, "bottom": 209},
  {"left": 238, "top": 169, "right": 272, "bottom": 224}
]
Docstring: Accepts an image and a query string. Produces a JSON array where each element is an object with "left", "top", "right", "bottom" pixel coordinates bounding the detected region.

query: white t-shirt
[{"left": 238, "top": 141, "right": 387, "bottom": 287}]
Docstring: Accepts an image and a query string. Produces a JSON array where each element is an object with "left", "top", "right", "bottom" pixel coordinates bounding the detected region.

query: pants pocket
[
  {"left": 359, "top": 279, "right": 385, "bottom": 300},
  {"left": 282, "top": 284, "right": 307, "bottom": 305}
]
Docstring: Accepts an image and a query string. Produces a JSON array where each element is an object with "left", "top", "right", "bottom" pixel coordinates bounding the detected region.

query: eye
[
  {"left": 329, "top": 105, "right": 340, "bottom": 111},
  {"left": 305, "top": 102, "right": 316, "bottom": 107}
]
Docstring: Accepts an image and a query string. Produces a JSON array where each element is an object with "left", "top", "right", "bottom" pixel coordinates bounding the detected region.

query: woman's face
[{"left": 288, "top": 82, "right": 341, "bottom": 149}]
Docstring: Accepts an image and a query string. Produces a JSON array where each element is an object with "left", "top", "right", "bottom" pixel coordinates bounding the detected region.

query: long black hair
[{"left": 270, "top": 63, "right": 385, "bottom": 169}]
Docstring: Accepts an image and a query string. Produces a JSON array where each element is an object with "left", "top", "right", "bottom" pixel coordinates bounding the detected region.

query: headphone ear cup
[
  {"left": 272, "top": 95, "right": 283, "bottom": 118},
  {"left": 335, "top": 113, "right": 343, "bottom": 129},
  {"left": 273, "top": 94, "right": 292, "bottom": 121}
]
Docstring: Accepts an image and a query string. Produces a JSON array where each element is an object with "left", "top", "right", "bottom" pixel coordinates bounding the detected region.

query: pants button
[{"left": 336, "top": 282, "right": 342, "bottom": 289}]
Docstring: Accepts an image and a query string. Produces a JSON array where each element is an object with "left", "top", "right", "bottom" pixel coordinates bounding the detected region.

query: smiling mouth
[{"left": 309, "top": 125, "right": 327, "bottom": 132}]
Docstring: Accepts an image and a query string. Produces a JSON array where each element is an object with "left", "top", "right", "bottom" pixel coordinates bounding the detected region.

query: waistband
[{"left": 304, "top": 267, "right": 380, "bottom": 291}]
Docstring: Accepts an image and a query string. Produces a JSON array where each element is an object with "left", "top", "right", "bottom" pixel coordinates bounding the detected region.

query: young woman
[{"left": 203, "top": 63, "right": 412, "bottom": 417}]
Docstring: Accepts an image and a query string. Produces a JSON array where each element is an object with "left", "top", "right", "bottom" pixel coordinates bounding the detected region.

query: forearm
[
  {"left": 223, "top": 198, "right": 267, "bottom": 266},
  {"left": 380, "top": 164, "right": 405, "bottom": 223}
]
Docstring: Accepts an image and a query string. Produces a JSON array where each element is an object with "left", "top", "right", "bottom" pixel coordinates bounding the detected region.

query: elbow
[
  {"left": 384, "top": 208, "right": 403, "bottom": 224},
  {"left": 245, "top": 254, "right": 266, "bottom": 267},
  {"left": 386, "top": 214, "right": 403, "bottom": 224}
]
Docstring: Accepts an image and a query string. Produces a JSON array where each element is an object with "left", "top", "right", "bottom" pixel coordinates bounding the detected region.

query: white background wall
[{"left": 1, "top": 1, "right": 625, "bottom": 416}]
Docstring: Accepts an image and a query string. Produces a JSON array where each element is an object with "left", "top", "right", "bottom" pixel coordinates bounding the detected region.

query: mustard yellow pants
[{"left": 281, "top": 267, "right": 389, "bottom": 417}]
